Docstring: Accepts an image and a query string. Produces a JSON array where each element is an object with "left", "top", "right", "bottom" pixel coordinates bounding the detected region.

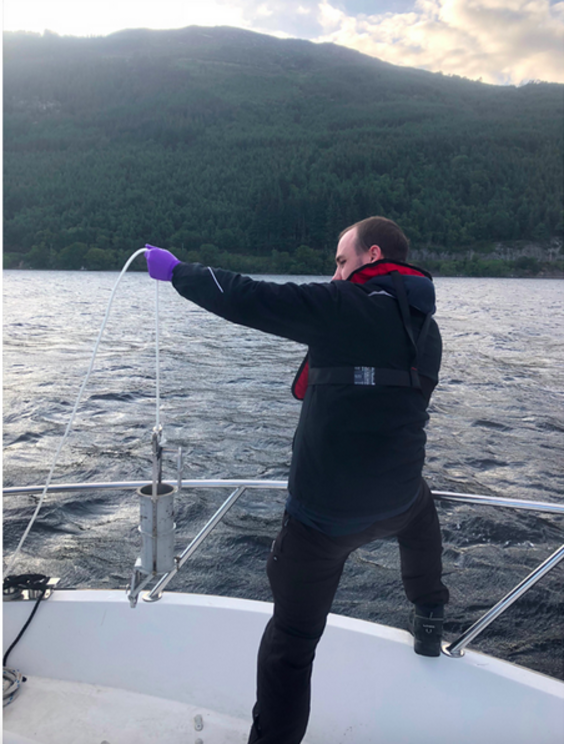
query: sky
[{"left": 3, "top": 0, "right": 564, "bottom": 86}]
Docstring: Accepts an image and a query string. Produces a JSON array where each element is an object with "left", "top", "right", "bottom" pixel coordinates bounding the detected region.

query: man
[{"left": 145, "top": 216, "right": 449, "bottom": 744}]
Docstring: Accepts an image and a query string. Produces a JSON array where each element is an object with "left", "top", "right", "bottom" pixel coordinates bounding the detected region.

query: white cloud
[
  {"left": 217, "top": 0, "right": 325, "bottom": 36},
  {"left": 315, "top": 0, "right": 564, "bottom": 84},
  {"left": 214, "top": 0, "right": 564, "bottom": 83},
  {"left": 2, "top": 0, "right": 249, "bottom": 38}
]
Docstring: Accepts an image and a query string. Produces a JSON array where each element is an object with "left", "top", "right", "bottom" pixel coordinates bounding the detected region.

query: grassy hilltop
[{"left": 3, "top": 26, "right": 563, "bottom": 275}]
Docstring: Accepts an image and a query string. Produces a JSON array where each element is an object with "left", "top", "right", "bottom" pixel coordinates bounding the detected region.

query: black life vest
[{"left": 291, "top": 261, "right": 433, "bottom": 400}]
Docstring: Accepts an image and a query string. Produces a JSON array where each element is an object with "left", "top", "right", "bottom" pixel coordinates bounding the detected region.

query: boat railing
[{"left": 4, "top": 478, "right": 563, "bottom": 658}]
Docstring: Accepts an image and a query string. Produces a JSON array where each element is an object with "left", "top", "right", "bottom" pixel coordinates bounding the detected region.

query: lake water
[{"left": 3, "top": 270, "right": 564, "bottom": 679}]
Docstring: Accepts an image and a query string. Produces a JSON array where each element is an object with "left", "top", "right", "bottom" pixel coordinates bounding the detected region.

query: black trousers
[{"left": 247, "top": 479, "right": 449, "bottom": 744}]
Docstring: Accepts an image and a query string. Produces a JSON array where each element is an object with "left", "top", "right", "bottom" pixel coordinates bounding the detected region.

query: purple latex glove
[{"left": 145, "top": 245, "right": 181, "bottom": 281}]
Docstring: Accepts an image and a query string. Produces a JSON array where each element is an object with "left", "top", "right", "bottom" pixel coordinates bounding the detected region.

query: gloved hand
[{"left": 145, "top": 245, "right": 181, "bottom": 281}]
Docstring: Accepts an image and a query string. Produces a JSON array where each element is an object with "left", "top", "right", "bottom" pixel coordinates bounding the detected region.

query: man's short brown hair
[{"left": 339, "top": 217, "right": 409, "bottom": 262}]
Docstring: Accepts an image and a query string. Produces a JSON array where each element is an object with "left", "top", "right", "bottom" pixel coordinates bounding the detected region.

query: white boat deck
[
  {"left": 4, "top": 591, "right": 564, "bottom": 744},
  {"left": 4, "top": 676, "right": 250, "bottom": 744}
]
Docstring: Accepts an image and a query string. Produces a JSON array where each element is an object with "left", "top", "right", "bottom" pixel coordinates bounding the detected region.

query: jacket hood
[{"left": 347, "top": 260, "right": 436, "bottom": 315}]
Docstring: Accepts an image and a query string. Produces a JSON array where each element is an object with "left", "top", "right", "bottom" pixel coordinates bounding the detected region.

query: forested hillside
[{"left": 3, "top": 26, "right": 563, "bottom": 275}]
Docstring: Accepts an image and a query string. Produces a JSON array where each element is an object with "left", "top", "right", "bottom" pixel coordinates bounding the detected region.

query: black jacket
[{"left": 172, "top": 260, "right": 441, "bottom": 526}]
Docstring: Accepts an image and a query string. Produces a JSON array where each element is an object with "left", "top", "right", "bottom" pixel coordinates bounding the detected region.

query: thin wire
[
  {"left": 155, "top": 279, "right": 160, "bottom": 432},
  {"left": 5, "top": 247, "right": 149, "bottom": 576}
]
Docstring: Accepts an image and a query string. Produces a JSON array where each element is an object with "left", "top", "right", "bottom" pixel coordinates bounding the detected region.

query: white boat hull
[{"left": 4, "top": 591, "right": 564, "bottom": 743}]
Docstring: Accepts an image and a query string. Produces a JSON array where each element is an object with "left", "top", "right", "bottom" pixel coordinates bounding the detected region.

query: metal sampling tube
[
  {"left": 137, "top": 482, "right": 177, "bottom": 574},
  {"left": 127, "top": 429, "right": 180, "bottom": 606}
]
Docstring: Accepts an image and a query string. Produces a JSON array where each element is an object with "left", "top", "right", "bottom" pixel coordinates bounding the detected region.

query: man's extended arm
[{"left": 145, "top": 246, "right": 337, "bottom": 346}]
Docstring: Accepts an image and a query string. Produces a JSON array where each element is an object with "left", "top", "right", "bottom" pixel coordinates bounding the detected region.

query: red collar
[{"left": 348, "top": 260, "right": 431, "bottom": 285}]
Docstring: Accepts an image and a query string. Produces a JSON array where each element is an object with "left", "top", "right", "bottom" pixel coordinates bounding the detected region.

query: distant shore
[{"left": 4, "top": 238, "right": 563, "bottom": 278}]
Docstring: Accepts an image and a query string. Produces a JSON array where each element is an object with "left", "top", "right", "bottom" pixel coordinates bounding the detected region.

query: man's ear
[{"left": 368, "top": 245, "right": 383, "bottom": 262}]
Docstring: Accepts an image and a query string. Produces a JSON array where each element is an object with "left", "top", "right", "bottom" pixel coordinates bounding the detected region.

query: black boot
[{"left": 410, "top": 604, "right": 444, "bottom": 657}]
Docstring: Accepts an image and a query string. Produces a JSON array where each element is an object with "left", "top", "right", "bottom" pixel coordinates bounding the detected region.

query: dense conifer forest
[{"left": 3, "top": 26, "right": 563, "bottom": 275}]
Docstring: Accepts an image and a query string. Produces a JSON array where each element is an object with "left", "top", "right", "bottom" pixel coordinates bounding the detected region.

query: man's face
[{"left": 332, "top": 228, "right": 380, "bottom": 281}]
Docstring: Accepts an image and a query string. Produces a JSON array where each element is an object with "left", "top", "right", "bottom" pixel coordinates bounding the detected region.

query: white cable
[
  {"left": 5, "top": 247, "right": 149, "bottom": 576},
  {"left": 155, "top": 279, "right": 160, "bottom": 432}
]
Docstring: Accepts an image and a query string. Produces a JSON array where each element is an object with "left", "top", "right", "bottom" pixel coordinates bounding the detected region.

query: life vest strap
[{"left": 308, "top": 366, "right": 421, "bottom": 389}]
